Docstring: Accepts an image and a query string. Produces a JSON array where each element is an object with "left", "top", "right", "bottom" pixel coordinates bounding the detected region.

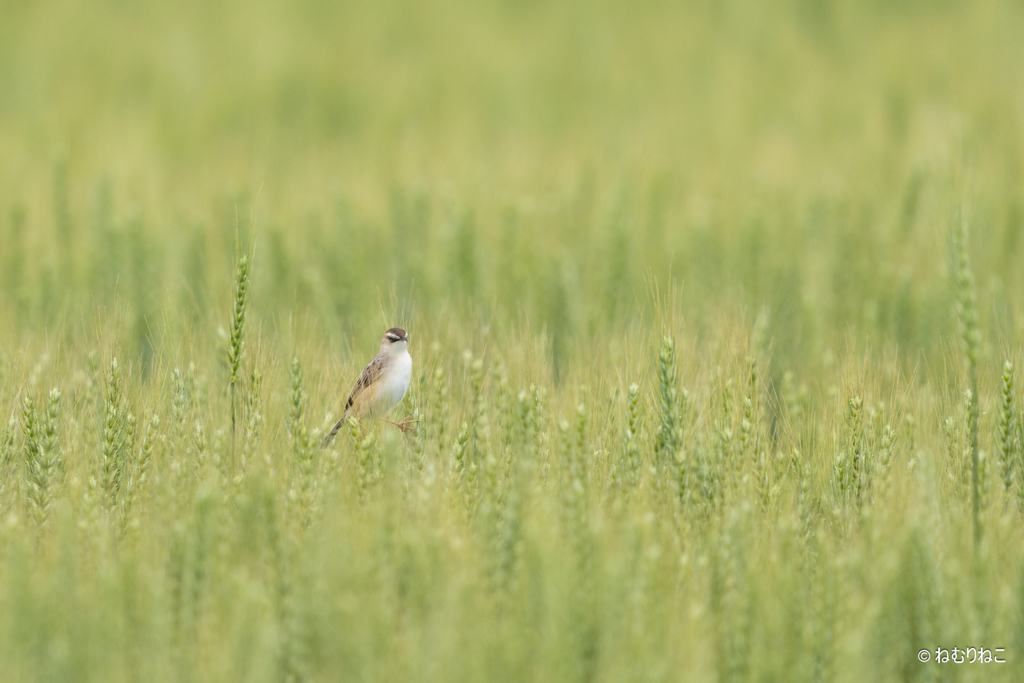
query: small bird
[{"left": 321, "top": 327, "right": 416, "bottom": 448}]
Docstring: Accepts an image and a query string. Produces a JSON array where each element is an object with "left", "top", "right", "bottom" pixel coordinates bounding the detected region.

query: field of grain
[{"left": 2, "top": 1, "right": 1024, "bottom": 681}]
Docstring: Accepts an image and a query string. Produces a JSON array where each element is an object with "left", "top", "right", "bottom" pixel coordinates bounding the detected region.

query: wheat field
[{"left": 2, "top": 1, "right": 1024, "bottom": 681}]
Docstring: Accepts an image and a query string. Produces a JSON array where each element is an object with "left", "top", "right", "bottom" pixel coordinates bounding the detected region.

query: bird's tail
[{"left": 321, "top": 415, "right": 347, "bottom": 449}]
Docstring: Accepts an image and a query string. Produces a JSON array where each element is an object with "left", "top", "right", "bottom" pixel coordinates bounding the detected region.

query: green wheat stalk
[
  {"left": 402, "top": 389, "right": 426, "bottom": 473},
  {"left": 849, "top": 396, "right": 865, "bottom": 505},
  {"left": 227, "top": 253, "right": 251, "bottom": 466},
  {"left": 953, "top": 219, "right": 981, "bottom": 547},
  {"left": 452, "top": 421, "right": 472, "bottom": 508},
  {"left": 877, "top": 422, "right": 897, "bottom": 485},
  {"left": 43, "top": 388, "right": 61, "bottom": 466},
  {"left": 356, "top": 428, "right": 375, "bottom": 501},
  {"left": 431, "top": 365, "right": 448, "bottom": 458},
  {"left": 121, "top": 412, "right": 159, "bottom": 533},
  {"left": 623, "top": 382, "right": 642, "bottom": 490},
  {"left": 170, "top": 366, "right": 188, "bottom": 467},
  {"left": 22, "top": 396, "right": 48, "bottom": 525},
  {"left": 655, "top": 335, "right": 680, "bottom": 493},
  {"left": 469, "top": 356, "right": 489, "bottom": 462},
  {"left": 998, "top": 361, "right": 1017, "bottom": 496},
  {"left": 0, "top": 415, "right": 17, "bottom": 509},
  {"left": 101, "top": 359, "right": 128, "bottom": 510},
  {"left": 834, "top": 395, "right": 863, "bottom": 502},
  {"left": 287, "top": 355, "right": 308, "bottom": 453},
  {"left": 241, "top": 368, "right": 264, "bottom": 479}
]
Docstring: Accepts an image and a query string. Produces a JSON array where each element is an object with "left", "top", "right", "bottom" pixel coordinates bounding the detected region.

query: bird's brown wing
[
  {"left": 343, "top": 353, "right": 387, "bottom": 418},
  {"left": 321, "top": 353, "right": 389, "bottom": 450}
]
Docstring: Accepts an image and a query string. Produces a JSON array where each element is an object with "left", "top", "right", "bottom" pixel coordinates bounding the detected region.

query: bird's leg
[{"left": 381, "top": 416, "right": 419, "bottom": 433}]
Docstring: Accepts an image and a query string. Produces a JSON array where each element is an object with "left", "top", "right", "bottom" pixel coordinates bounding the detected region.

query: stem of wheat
[
  {"left": 954, "top": 220, "right": 981, "bottom": 548},
  {"left": 228, "top": 254, "right": 251, "bottom": 467}
]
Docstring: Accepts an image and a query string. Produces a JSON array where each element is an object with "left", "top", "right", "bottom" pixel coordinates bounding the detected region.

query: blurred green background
[{"left": 3, "top": 0, "right": 1024, "bottom": 377}]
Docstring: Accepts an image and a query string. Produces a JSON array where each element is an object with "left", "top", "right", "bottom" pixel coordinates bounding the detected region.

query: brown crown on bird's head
[{"left": 384, "top": 328, "right": 408, "bottom": 343}]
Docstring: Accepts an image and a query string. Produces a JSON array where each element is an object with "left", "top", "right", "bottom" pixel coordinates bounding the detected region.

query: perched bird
[{"left": 321, "top": 327, "right": 416, "bottom": 448}]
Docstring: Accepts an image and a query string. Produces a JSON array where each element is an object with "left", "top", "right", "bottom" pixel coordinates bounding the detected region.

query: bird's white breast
[{"left": 375, "top": 350, "right": 412, "bottom": 415}]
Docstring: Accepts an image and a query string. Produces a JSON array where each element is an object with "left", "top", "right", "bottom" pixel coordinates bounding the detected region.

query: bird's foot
[{"left": 382, "top": 416, "right": 419, "bottom": 433}]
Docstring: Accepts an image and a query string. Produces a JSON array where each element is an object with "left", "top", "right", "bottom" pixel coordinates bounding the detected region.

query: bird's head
[{"left": 381, "top": 327, "right": 409, "bottom": 353}]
